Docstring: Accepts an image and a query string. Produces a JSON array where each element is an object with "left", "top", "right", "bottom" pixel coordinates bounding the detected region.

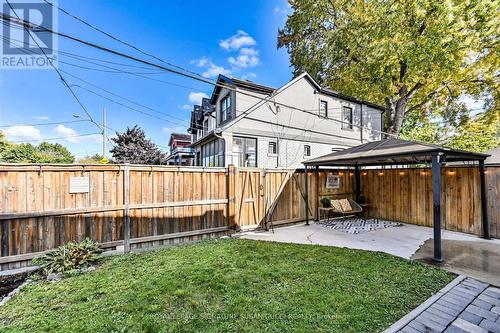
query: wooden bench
[{"left": 318, "top": 198, "right": 364, "bottom": 222}]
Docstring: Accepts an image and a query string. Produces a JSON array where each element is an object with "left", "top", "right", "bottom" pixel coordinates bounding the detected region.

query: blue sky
[{"left": 0, "top": 0, "right": 292, "bottom": 158}]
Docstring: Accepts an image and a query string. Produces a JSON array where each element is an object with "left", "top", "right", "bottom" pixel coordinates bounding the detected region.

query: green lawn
[{"left": 0, "top": 238, "right": 453, "bottom": 333}]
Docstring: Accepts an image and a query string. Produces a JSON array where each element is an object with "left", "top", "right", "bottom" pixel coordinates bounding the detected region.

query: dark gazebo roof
[{"left": 303, "top": 138, "right": 490, "bottom": 167}]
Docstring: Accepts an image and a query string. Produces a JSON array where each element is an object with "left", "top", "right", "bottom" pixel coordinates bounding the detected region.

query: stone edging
[{"left": 382, "top": 275, "right": 466, "bottom": 333}]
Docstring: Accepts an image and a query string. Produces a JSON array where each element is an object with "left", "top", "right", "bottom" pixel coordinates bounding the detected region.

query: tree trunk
[{"left": 385, "top": 87, "right": 409, "bottom": 137}]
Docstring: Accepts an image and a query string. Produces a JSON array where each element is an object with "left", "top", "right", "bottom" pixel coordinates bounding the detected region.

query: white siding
[{"left": 197, "top": 75, "right": 383, "bottom": 169}]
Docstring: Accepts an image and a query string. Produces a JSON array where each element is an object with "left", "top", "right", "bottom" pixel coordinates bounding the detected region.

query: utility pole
[{"left": 102, "top": 107, "right": 106, "bottom": 158}]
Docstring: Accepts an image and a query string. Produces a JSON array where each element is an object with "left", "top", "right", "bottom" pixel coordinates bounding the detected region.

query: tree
[
  {"left": 402, "top": 107, "right": 499, "bottom": 152},
  {"left": 1, "top": 143, "right": 37, "bottom": 163},
  {"left": 110, "top": 126, "right": 166, "bottom": 165},
  {"left": 0, "top": 141, "right": 75, "bottom": 163},
  {"left": 0, "top": 131, "right": 8, "bottom": 157},
  {"left": 35, "top": 142, "right": 75, "bottom": 164},
  {"left": 78, "top": 154, "right": 107, "bottom": 164},
  {"left": 278, "top": 0, "right": 500, "bottom": 135}
]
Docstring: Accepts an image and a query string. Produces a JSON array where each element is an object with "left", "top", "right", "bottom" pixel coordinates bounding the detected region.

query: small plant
[
  {"left": 33, "top": 238, "right": 103, "bottom": 275},
  {"left": 320, "top": 197, "right": 331, "bottom": 208}
]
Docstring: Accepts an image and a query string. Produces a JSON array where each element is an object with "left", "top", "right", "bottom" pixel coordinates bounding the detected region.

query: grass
[{"left": 0, "top": 238, "right": 453, "bottom": 333}]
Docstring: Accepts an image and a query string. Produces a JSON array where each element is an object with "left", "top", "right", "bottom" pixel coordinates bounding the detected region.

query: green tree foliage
[
  {"left": 0, "top": 137, "right": 75, "bottom": 164},
  {"left": 278, "top": 0, "right": 500, "bottom": 135},
  {"left": 77, "top": 153, "right": 106, "bottom": 164},
  {"left": 110, "top": 125, "right": 166, "bottom": 165},
  {"left": 402, "top": 108, "right": 499, "bottom": 152}
]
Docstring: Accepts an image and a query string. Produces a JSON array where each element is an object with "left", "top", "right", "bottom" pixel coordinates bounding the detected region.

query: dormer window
[
  {"left": 319, "top": 100, "right": 328, "bottom": 118},
  {"left": 220, "top": 95, "right": 232, "bottom": 123},
  {"left": 342, "top": 106, "right": 353, "bottom": 129}
]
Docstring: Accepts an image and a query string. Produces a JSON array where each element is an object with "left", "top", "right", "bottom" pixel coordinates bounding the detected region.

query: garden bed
[{"left": 0, "top": 239, "right": 453, "bottom": 332}]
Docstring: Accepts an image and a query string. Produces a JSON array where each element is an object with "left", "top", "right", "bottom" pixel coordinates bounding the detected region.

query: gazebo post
[
  {"left": 479, "top": 160, "right": 490, "bottom": 239},
  {"left": 315, "top": 166, "right": 320, "bottom": 222},
  {"left": 431, "top": 154, "right": 443, "bottom": 262},
  {"left": 304, "top": 165, "right": 309, "bottom": 226},
  {"left": 354, "top": 164, "right": 361, "bottom": 201}
]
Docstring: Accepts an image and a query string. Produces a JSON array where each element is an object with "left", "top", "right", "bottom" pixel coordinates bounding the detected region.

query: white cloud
[
  {"left": 181, "top": 104, "right": 192, "bottom": 111},
  {"left": 190, "top": 57, "right": 210, "bottom": 67},
  {"left": 4, "top": 126, "right": 42, "bottom": 142},
  {"left": 241, "top": 72, "right": 257, "bottom": 80},
  {"left": 54, "top": 125, "right": 80, "bottom": 143},
  {"left": 202, "top": 63, "right": 231, "bottom": 78},
  {"left": 191, "top": 57, "right": 232, "bottom": 78},
  {"left": 188, "top": 92, "right": 209, "bottom": 105},
  {"left": 219, "top": 30, "right": 256, "bottom": 51},
  {"left": 34, "top": 116, "right": 50, "bottom": 120},
  {"left": 228, "top": 48, "right": 260, "bottom": 68}
]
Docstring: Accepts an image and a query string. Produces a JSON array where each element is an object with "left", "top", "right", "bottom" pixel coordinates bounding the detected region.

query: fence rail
[{"left": 0, "top": 163, "right": 498, "bottom": 270}]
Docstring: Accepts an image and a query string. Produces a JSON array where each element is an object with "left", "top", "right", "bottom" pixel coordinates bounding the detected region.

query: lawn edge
[{"left": 382, "top": 274, "right": 465, "bottom": 333}]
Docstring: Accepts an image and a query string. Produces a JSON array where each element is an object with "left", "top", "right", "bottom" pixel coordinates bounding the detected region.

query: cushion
[
  {"left": 330, "top": 200, "right": 343, "bottom": 212},
  {"left": 339, "top": 199, "right": 352, "bottom": 212}
]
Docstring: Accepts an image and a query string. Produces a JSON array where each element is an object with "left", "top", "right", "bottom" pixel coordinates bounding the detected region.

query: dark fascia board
[
  {"left": 299, "top": 73, "right": 386, "bottom": 112},
  {"left": 320, "top": 88, "right": 386, "bottom": 112},
  {"left": 189, "top": 131, "right": 218, "bottom": 148},
  {"left": 209, "top": 75, "right": 275, "bottom": 105},
  {"left": 303, "top": 149, "right": 489, "bottom": 166}
]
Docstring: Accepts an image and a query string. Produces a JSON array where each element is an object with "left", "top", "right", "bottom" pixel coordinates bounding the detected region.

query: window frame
[
  {"left": 268, "top": 141, "right": 277, "bottom": 155},
  {"left": 319, "top": 100, "right": 328, "bottom": 118},
  {"left": 341, "top": 106, "right": 353, "bottom": 130},
  {"left": 220, "top": 94, "right": 232, "bottom": 124},
  {"left": 304, "top": 145, "right": 311, "bottom": 157},
  {"left": 233, "top": 136, "right": 257, "bottom": 167}
]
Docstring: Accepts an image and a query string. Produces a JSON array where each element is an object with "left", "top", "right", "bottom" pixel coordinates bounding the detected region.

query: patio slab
[
  {"left": 241, "top": 222, "right": 496, "bottom": 260},
  {"left": 240, "top": 222, "right": 500, "bottom": 285}
]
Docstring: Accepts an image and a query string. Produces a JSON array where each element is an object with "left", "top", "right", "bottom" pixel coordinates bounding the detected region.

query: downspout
[{"left": 360, "top": 104, "right": 364, "bottom": 143}]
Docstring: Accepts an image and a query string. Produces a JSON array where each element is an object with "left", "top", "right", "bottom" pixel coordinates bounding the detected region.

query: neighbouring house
[
  {"left": 188, "top": 72, "right": 385, "bottom": 168},
  {"left": 166, "top": 133, "right": 194, "bottom": 165}
]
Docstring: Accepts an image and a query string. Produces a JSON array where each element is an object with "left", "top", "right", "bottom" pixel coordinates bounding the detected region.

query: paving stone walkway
[{"left": 398, "top": 277, "right": 500, "bottom": 333}]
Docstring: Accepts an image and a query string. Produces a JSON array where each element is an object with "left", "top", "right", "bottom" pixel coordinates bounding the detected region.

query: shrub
[
  {"left": 320, "top": 197, "right": 331, "bottom": 208},
  {"left": 33, "top": 238, "right": 103, "bottom": 275}
]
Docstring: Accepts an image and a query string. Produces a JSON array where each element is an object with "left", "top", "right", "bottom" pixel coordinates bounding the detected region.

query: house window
[
  {"left": 319, "top": 100, "right": 328, "bottom": 118},
  {"left": 201, "top": 139, "right": 225, "bottom": 167},
  {"left": 342, "top": 106, "right": 353, "bottom": 129},
  {"left": 268, "top": 142, "right": 277, "bottom": 155},
  {"left": 233, "top": 137, "right": 257, "bottom": 167},
  {"left": 304, "top": 145, "right": 311, "bottom": 157},
  {"left": 203, "top": 119, "right": 209, "bottom": 135},
  {"left": 220, "top": 95, "right": 232, "bottom": 123}
]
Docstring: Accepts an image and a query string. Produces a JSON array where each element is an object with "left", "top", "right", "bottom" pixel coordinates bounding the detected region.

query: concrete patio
[{"left": 240, "top": 221, "right": 500, "bottom": 286}]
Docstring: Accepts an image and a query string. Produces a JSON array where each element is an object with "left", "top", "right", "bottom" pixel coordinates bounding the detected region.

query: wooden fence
[
  {"left": 0, "top": 164, "right": 498, "bottom": 270},
  {"left": 313, "top": 166, "right": 499, "bottom": 238}
]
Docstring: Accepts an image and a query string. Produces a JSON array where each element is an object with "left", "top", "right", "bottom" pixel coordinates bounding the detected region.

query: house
[
  {"left": 188, "top": 72, "right": 385, "bottom": 169},
  {"left": 165, "top": 133, "right": 194, "bottom": 165}
]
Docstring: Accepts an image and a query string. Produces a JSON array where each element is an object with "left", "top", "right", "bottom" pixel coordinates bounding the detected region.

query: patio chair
[{"left": 318, "top": 198, "right": 364, "bottom": 222}]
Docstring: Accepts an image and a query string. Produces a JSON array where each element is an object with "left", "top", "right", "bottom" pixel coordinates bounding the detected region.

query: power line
[
  {"left": 42, "top": 0, "right": 209, "bottom": 81},
  {"left": 1, "top": 35, "right": 203, "bottom": 134},
  {"left": 0, "top": 119, "right": 89, "bottom": 128},
  {"left": 2, "top": 2, "right": 104, "bottom": 134},
  {"left": 1, "top": 35, "right": 197, "bottom": 127},
  {"left": 10, "top": 132, "right": 101, "bottom": 143},
  {"left": 1, "top": 14, "right": 395, "bottom": 139}
]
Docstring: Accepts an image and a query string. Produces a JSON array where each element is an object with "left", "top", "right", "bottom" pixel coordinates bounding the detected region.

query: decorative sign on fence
[
  {"left": 69, "top": 177, "right": 90, "bottom": 193},
  {"left": 326, "top": 174, "right": 340, "bottom": 189}
]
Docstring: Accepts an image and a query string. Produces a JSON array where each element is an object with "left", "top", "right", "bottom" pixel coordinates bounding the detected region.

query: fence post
[
  {"left": 260, "top": 169, "right": 267, "bottom": 230},
  {"left": 123, "top": 163, "right": 131, "bottom": 253},
  {"left": 479, "top": 160, "right": 490, "bottom": 239},
  {"left": 315, "top": 166, "right": 319, "bottom": 221},
  {"left": 227, "top": 164, "right": 236, "bottom": 228}
]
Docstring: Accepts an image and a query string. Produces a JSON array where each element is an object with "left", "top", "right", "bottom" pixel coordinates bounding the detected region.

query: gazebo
[{"left": 302, "top": 138, "right": 491, "bottom": 262}]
